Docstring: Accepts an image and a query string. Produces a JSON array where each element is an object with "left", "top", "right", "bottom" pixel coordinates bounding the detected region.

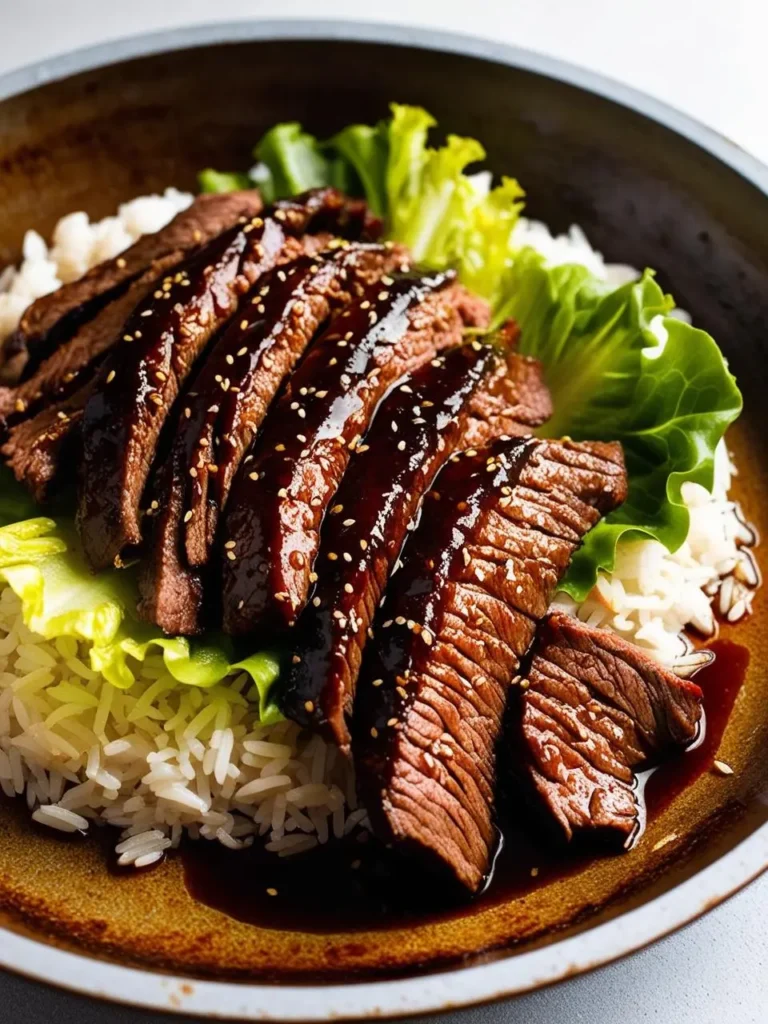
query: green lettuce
[
  {"left": 199, "top": 168, "right": 253, "bottom": 194},
  {"left": 0, "top": 507, "right": 281, "bottom": 723},
  {"left": 503, "top": 250, "right": 743, "bottom": 598},
  {"left": 199, "top": 103, "right": 524, "bottom": 304}
]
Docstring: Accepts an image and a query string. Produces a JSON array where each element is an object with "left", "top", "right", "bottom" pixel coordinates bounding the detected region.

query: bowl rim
[{"left": 0, "top": 17, "right": 767, "bottom": 1021}]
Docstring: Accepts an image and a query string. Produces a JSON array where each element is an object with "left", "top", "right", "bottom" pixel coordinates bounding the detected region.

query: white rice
[
  {"left": 551, "top": 441, "right": 759, "bottom": 665},
  {"left": 0, "top": 199, "right": 757, "bottom": 863},
  {"left": 0, "top": 188, "right": 193, "bottom": 345},
  {"left": 0, "top": 585, "right": 364, "bottom": 863}
]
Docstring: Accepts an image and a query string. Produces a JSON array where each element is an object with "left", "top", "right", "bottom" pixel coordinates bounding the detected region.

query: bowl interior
[{"left": 0, "top": 34, "right": 767, "bottom": 983}]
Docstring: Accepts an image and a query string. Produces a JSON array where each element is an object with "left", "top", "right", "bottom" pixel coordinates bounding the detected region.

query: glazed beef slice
[
  {"left": 520, "top": 613, "right": 703, "bottom": 845},
  {"left": 354, "top": 437, "right": 628, "bottom": 891},
  {"left": 0, "top": 191, "right": 264, "bottom": 383}
]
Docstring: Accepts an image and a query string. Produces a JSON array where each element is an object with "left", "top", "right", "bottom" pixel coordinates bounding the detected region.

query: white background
[{"left": 0, "top": 2, "right": 767, "bottom": 1022}]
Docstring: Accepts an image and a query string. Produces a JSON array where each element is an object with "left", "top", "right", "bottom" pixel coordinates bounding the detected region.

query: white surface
[
  {"left": 0, "top": 2, "right": 766, "bottom": 1022},
  {"left": 2, "top": 0, "right": 768, "bottom": 165}
]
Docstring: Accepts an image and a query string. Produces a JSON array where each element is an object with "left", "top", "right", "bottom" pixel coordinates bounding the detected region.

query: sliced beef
[
  {"left": 0, "top": 252, "right": 184, "bottom": 427},
  {"left": 138, "top": 241, "right": 407, "bottom": 635},
  {"left": 465, "top": 349, "right": 553, "bottom": 445},
  {"left": 2, "top": 386, "right": 89, "bottom": 503},
  {"left": 353, "top": 437, "right": 628, "bottom": 892},
  {"left": 220, "top": 271, "right": 491, "bottom": 637},
  {"left": 76, "top": 188, "right": 377, "bottom": 571},
  {"left": 519, "top": 612, "right": 703, "bottom": 845},
  {"left": 0, "top": 191, "right": 264, "bottom": 384},
  {"left": 283, "top": 342, "right": 551, "bottom": 750}
]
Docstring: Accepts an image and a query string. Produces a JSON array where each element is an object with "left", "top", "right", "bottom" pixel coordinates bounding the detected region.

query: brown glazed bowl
[{"left": 0, "top": 19, "right": 767, "bottom": 1021}]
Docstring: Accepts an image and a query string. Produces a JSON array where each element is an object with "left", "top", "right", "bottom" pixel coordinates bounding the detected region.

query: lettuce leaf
[
  {"left": 0, "top": 511, "right": 282, "bottom": 722},
  {"left": 199, "top": 169, "right": 253, "bottom": 194},
  {"left": 203, "top": 104, "right": 524, "bottom": 304},
  {"left": 504, "top": 250, "right": 743, "bottom": 598}
]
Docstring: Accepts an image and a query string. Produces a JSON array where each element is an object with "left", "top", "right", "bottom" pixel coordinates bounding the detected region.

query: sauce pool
[{"left": 181, "top": 638, "right": 750, "bottom": 932}]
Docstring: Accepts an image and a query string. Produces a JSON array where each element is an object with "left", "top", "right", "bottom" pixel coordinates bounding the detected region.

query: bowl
[{"left": 0, "top": 19, "right": 767, "bottom": 1021}]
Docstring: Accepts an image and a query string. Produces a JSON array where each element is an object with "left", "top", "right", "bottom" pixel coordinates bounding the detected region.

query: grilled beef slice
[
  {"left": 353, "top": 437, "right": 628, "bottom": 891},
  {"left": 519, "top": 612, "right": 703, "bottom": 845},
  {"left": 2, "top": 386, "right": 90, "bottom": 503},
  {"left": 220, "top": 271, "right": 491, "bottom": 636},
  {"left": 138, "top": 241, "right": 407, "bottom": 635},
  {"left": 0, "top": 191, "right": 264, "bottom": 384},
  {"left": 0, "top": 252, "right": 185, "bottom": 428},
  {"left": 283, "top": 342, "right": 551, "bottom": 750},
  {"left": 77, "top": 188, "right": 377, "bottom": 571}
]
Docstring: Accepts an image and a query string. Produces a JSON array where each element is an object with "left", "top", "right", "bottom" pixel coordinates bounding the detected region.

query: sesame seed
[
  {"left": 189, "top": 467, "right": 198, "bottom": 478},
  {"left": 713, "top": 760, "right": 734, "bottom": 776},
  {"left": 398, "top": 440, "right": 406, "bottom": 451},
  {"left": 266, "top": 887, "right": 278, "bottom": 896},
  {"left": 224, "top": 540, "right": 236, "bottom": 550},
  {"left": 237, "top": 346, "right": 248, "bottom": 357},
  {"left": 309, "top": 571, "right": 318, "bottom": 583},
  {"left": 344, "top": 583, "right": 354, "bottom": 594},
  {"left": 370, "top": 727, "right": 379, "bottom": 738},
  {"left": 382, "top": 620, "right": 393, "bottom": 628},
  {"left": 116, "top": 257, "right": 127, "bottom": 268},
  {"left": 123, "top": 334, "right": 133, "bottom": 342},
  {"left": 249, "top": 472, "right": 259, "bottom": 481},
  {"left": 149, "top": 393, "right": 164, "bottom": 406},
  {"left": 106, "top": 370, "right": 116, "bottom": 383},
  {"left": 278, "top": 488, "right": 288, "bottom": 498},
  {"left": 226, "top": 550, "right": 236, "bottom": 561},
  {"left": 395, "top": 616, "right": 406, "bottom": 625},
  {"left": 316, "top": 390, "right": 328, "bottom": 398},
  {"left": 387, "top": 718, "right": 398, "bottom": 727},
  {"left": 328, "top": 552, "right": 338, "bottom": 561},
  {"left": 360, "top": 300, "right": 371, "bottom": 310},
  {"left": 343, "top": 552, "right": 352, "bottom": 562},
  {"left": 275, "top": 443, "right": 286, "bottom": 451},
  {"left": 184, "top": 510, "right": 193, "bottom": 522},
  {"left": 312, "top": 597, "right": 321, "bottom": 607},
  {"left": 377, "top": 291, "right": 389, "bottom": 300},
  {"left": 422, "top": 629, "right": 434, "bottom": 646},
  {"left": 141, "top": 310, "right": 153, "bottom": 317},
  {"left": 360, "top": 540, "right": 368, "bottom": 551},
  {"left": 330, "top": 505, "right": 343, "bottom": 515},
  {"left": 342, "top": 518, "right": 355, "bottom": 527}
]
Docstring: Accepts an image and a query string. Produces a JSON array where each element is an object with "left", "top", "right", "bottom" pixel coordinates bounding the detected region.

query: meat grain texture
[
  {"left": 519, "top": 612, "right": 703, "bottom": 844},
  {"left": 354, "top": 436, "right": 628, "bottom": 891}
]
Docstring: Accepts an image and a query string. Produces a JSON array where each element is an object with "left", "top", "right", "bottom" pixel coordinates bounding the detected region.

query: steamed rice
[
  {"left": 0, "top": 188, "right": 193, "bottom": 345},
  {"left": 0, "top": 203, "right": 757, "bottom": 863}
]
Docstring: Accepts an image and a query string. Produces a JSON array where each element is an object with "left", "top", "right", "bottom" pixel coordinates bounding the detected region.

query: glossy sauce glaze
[
  {"left": 283, "top": 342, "right": 498, "bottom": 744},
  {"left": 182, "top": 244, "right": 398, "bottom": 568},
  {"left": 220, "top": 269, "right": 467, "bottom": 636},
  {"left": 77, "top": 214, "right": 286, "bottom": 569},
  {"left": 182, "top": 638, "right": 749, "bottom": 933}
]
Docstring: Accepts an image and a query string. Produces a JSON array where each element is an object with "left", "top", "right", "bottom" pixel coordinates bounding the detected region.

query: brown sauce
[{"left": 182, "top": 638, "right": 750, "bottom": 933}]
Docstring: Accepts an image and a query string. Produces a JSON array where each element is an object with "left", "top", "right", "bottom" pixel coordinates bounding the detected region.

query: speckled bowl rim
[{"left": 0, "top": 18, "right": 767, "bottom": 1021}]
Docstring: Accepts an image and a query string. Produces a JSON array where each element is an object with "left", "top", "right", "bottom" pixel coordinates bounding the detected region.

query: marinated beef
[
  {"left": 138, "top": 241, "right": 407, "bottom": 635},
  {"left": 0, "top": 252, "right": 184, "bottom": 427},
  {"left": 353, "top": 437, "right": 628, "bottom": 891},
  {"left": 283, "top": 342, "right": 551, "bottom": 749},
  {"left": 519, "top": 612, "right": 703, "bottom": 845},
  {"left": 221, "top": 271, "right": 491, "bottom": 637},
  {"left": 76, "top": 188, "right": 376, "bottom": 570},
  {"left": 0, "top": 191, "right": 264, "bottom": 384},
  {"left": 2, "top": 385, "right": 89, "bottom": 503}
]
